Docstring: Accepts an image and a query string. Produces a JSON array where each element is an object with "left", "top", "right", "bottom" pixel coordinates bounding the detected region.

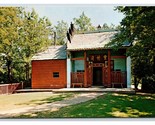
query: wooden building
[
  {"left": 32, "top": 45, "right": 67, "bottom": 89},
  {"left": 31, "top": 30, "right": 131, "bottom": 89}
]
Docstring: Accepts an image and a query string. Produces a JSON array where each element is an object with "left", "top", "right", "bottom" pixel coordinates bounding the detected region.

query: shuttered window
[{"left": 53, "top": 72, "right": 59, "bottom": 78}]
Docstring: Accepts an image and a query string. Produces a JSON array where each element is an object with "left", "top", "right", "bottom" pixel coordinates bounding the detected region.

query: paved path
[{"left": 0, "top": 93, "right": 104, "bottom": 118}]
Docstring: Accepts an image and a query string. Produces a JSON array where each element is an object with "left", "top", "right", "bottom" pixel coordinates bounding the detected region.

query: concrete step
[{"left": 15, "top": 88, "right": 136, "bottom": 94}]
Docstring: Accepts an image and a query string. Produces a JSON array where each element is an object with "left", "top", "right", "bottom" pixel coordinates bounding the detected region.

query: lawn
[{"left": 16, "top": 93, "right": 155, "bottom": 118}]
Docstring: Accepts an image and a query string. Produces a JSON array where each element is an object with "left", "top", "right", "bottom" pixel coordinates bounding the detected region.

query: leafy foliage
[
  {"left": 0, "top": 7, "right": 53, "bottom": 84},
  {"left": 73, "top": 12, "right": 95, "bottom": 32},
  {"left": 0, "top": 7, "right": 23, "bottom": 83},
  {"left": 106, "top": 7, "right": 155, "bottom": 90},
  {"left": 54, "top": 20, "right": 68, "bottom": 45}
]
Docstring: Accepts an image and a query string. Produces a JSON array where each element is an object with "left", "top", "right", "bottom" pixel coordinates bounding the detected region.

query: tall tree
[
  {"left": 54, "top": 20, "right": 68, "bottom": 45},
  {"left": 0, "top": 7, "right": 53, "bottom": 83},
  {"left": 18, "top": 9, "right": 53, "bottom": 81},
  {"left": 0, "top": 7, "right": 22, "bottom": 83},
  {"left": 73, "top": 12, "right": 95, "bottom": 32},
  {"left": 107, "top": 7, "right": 155, "bottom": 90}
]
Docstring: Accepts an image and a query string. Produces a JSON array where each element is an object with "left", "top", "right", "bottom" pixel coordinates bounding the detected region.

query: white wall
[
  {"left": 127, "top": 56, "right": 131, "bottom": 88},
  {"left": 67, "top": 58, "right": 71, "bottom": 88}
]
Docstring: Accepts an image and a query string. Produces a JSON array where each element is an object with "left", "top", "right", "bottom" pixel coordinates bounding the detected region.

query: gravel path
[{"left": 0, "top": 92, "right": 103, "bottom": 118}]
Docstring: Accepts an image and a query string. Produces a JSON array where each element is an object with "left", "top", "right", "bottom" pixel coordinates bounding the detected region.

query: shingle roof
[
  {"left": 32, "top": 45, "right": 67, "bottom": 60},
  {"left": 67, "top": 31, "right": 117, "bottom": 51}
]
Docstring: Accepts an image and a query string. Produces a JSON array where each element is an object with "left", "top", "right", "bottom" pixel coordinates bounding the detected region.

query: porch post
[
  {"left": 107, "top": 49, "right": 111, "bottom": 87},
  {"left": 84, "top": 51, "right": 87, "bottom": 87},
  {"left": 126, "top": 56, "right": 131, "bottom": 88},
  {"left": 67, "top": 52, "right": 71, "bottom": 88}
]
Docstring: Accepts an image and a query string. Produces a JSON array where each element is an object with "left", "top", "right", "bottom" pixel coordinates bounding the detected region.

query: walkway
[
  {"left": 15, "top": 88, "right": 135, "bottom": 94},
  {"left": 0, "top": 93, "right": 103, "bottom": 118}
]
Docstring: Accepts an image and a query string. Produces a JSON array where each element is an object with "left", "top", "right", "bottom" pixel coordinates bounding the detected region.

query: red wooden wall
[{"left": 32, "top": 60, "right": 67, "bottom": 89}]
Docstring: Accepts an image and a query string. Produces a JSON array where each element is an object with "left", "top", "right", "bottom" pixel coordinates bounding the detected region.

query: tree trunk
[
  {"left": 6, "top": 59, "right": 12, "bottom": 83},
  {"left": 134, "top": 76, "right": 138, "bottom": 90},
  {"left": 25, "top": 63, "right": 29, "bottom": 81}
]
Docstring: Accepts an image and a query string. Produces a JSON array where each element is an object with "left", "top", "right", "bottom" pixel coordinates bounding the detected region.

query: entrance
[{"left": 93, "top": 67, "right": 103, "bottom": 86}]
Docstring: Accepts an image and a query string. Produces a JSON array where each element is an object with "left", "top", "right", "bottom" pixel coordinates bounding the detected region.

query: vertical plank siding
[
  {"left": 32, "top": 60, "right": 67, "bottom": 89},
  {"left": 71, "top": 72, "right": 84, "bottom": 84},
  {"left": 111, "top": 71, "right": 127, "bottom": 85}
]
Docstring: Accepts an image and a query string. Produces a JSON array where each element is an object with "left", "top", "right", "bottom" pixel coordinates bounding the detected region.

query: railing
[
  {"left": 0, "top": 83, "right": 23, "bottom": 94},
  {"left": 71, "top": 72, "right": 84, "bottom": 83},
  {"left": 111, "top": 71, "right": 127, "bottom": 84}
]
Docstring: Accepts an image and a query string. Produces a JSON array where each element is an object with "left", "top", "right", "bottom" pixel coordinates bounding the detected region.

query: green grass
[{"left": 16, "top": 93, "right": 155, "bottom": 118}]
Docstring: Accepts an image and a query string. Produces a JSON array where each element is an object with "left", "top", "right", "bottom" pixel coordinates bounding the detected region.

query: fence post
[
  {"left": 21, "top": 82, "right": 23, "bottom": 89},
  {"left": 7, "top": 84, "right": 8, "bottom": 94}
]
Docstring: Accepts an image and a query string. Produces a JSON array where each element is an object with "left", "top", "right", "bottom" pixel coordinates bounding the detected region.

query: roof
[
  {"left": 67, "top": 31, "right": 118, "bottom": 51},
  {"left": 32, "top": 45, "right": 67, "bottom": 60}
]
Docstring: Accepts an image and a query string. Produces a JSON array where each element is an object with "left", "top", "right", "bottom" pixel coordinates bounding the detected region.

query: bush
[{"left": 142, "top": 74, "right": 155, "bottom": 93}]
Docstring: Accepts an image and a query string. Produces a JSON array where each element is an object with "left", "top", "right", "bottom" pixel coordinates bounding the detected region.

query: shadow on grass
[
  {"left": 16, "top": 93, "right": 155, "bottom": 118},
  {"left": 16, "top": 93, "right": 74, "bottom": 106}
]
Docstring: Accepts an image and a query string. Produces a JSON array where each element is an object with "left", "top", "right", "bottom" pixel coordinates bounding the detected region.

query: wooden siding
[
  {"left": 71, "top": 72, "right": 84, "bottom": 84},
  {"left": 111, "top": 71, "right": 127, "bottom": 85},
  {"left": 32, "top": 60, "right": 67, "bottom": 89}
]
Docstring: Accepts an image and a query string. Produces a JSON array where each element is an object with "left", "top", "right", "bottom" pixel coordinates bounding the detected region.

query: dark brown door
[{"left": 93, "top": 67, "right": 102, "bottom": 86}]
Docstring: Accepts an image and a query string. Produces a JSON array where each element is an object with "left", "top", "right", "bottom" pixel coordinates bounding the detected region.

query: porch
[{"left": 71, "top": 71, "right": 127, "bottom": 88}]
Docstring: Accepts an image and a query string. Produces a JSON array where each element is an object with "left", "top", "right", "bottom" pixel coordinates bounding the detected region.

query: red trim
[
  {"left": 71, "top": 57, "right": 84, "bottom": 60},
  {"left": 84, "top": 51, "right": 87, "bottom": 87},
  {"left": 111, "top": 56, "right": 126, "bottom": 58}
]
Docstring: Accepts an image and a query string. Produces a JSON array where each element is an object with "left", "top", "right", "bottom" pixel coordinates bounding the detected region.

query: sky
[{"left": 22, "top": 4, "right": 124, "bottom": 27}]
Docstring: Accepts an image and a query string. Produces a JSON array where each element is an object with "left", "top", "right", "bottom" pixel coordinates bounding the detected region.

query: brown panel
[
  {"left": 107, "top": 50, "right": 111, "bottom": 87},
  {"left": 87, "top": 63, "right": 93, "bottom": 87},
  {"left": 84, "top": 51, "right": 87, "bottom": 87},
  {"left": 32, "top": 60, "right": 67, "bottom": 89}
]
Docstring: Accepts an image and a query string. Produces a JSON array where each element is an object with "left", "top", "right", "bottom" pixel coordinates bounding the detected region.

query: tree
[
  {"left": 102, "top": 23, "right": 109, "bottom": 30},
  {"left": 0, "top": 7, "right": 23, "bottom": 83},
  {"left": 54, "top": 20, "right": 68, "bottom": 45},
  {"left": 0, "top": 7, "right": 53, "bottom": 84},
  {"left": 18, "top": 9, "right": 53, "bottom": 82},
  {"left": 73, "top": 12, "right": 95, "bottom": 32},
  {"left": 102, "top": 23, "right": 117, "bottom": 30},
  {"left": 107, "top": 7, "right": 155, "bottom": 90}
]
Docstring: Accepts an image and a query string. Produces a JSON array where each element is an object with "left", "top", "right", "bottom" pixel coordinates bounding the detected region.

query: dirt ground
[{"left": 0, "top": 92, "right": 59, "bottom": 111}]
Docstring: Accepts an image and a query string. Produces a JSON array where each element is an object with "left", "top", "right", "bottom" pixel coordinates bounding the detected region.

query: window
[
  {"left": 77, "top": 70, "right": 84, "bottom": 72},
  {"left": 53, "top": 72, "right": 59, "bottom": 78}
]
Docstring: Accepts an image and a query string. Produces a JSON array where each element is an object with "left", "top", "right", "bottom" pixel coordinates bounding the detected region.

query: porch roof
[
  {"left": 32, "top": 45, "right": 67, "bottom": 60},
  {"left": 67, "top": 31, "right": 117, "bottom": 51}
]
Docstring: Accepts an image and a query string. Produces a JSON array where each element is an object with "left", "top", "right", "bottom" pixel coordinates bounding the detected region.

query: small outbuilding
[{"left": 31, "top": 45, "right": 67, "bottom": 89}]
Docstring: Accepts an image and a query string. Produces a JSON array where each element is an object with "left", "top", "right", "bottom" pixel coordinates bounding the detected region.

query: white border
[{"left": 1, "top": 0, "right": 155, "bottom": 5}]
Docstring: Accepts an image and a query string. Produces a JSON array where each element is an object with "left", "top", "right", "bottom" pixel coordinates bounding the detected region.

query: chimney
[
  {"left": 54, "top": 31, "right": 57, "bottom": 46},
  {"left": 69, "top": 28, "right": 72, "bottom": 36},
  {"left": 97, "top": 24, "right": 101, "bottom": 29},
  {"left": 67, "top": 31, "right": 71, "bottom": 43},
  {"left": 70, "top": 22, "right": 75, "bottom": 35},
  {"left": 66, "top": 22, "right": 75, "bottom": 43}
]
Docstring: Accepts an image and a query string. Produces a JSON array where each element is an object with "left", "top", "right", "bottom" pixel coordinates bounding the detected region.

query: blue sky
[{"left": 23, "top": 5, "right": 124, "bottom": 26}]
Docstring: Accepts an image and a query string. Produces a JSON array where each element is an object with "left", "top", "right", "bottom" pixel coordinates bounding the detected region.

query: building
[
  {"left": 31, "top": 45, "right": 67, "bottom": 89},
  {"left": 31, "top": 29, "right": 131, "bottom": 89}
]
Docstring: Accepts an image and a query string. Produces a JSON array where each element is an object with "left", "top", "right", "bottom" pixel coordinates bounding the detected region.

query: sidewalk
[{"left": 0, "top": 92, "right": 104, "bottom": 118}]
